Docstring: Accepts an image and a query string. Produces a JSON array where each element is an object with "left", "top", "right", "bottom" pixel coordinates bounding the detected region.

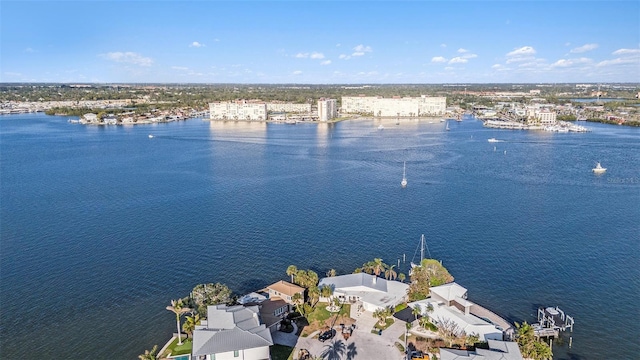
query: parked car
[{"left": 318, "top": 329, "right": 336, "bottom": 342}]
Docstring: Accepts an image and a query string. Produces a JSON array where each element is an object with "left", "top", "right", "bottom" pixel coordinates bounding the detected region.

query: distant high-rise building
[{"left": 318, "top": 98, "right": 337, "bottom": 121}]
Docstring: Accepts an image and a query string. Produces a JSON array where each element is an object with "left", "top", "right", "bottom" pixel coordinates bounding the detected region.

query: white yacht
[
  {"left": 378, "top": 124, "right": 385, "bottom": 130},
  {"left": 592, "top": 162, "right": 606, "bottom": 173},
  {"left": 148, "top": 134, "right": 154, "bottom": 139},
  {"left": 488, "top": 138, "right": 499, "bottom": 143},
  {"left": 401, "top": 161, "right": 407, "bottom": 188}
]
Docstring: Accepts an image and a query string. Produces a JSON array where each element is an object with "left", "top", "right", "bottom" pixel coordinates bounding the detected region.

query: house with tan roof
[{"left": 265, "top": 280, "right": 305, "bottom": 304}]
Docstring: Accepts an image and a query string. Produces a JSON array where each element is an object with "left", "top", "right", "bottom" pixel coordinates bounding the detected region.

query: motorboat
[
  {"left": 148, "top": 134, "right": 154, "bottom": 139},
  {"left": 401, "top": 161, "right": 407, "bottom": 188},
  {"left": 592, "top": 162, "right": 606, "bottom": 173},
  {"left": 488, "top": 138, "right": 499, "bottom": 143},
  {"left": 378, "top": 124, "right": 384, "bottom": 130}
]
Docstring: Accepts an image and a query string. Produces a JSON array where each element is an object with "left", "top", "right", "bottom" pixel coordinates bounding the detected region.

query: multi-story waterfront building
[
  {"left": 341, "top": 95, "right": 446, "bottom": 117},
  {"left": 209, "top": 100, "right": 267, "bottom": 121},
  {"left": 534, "top": 111, "right": 557, "bottom": 125},
  {"left": 266, "top": 102, "right": 311, "bottom": 113},
  {"left": 317, "top": 98, "right": 337, "bottom": 121}
]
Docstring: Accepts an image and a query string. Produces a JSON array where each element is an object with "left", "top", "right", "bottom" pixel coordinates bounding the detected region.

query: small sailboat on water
[
  {"left": 410, "top": 234, "right": 431, "bottom": 270},
  {"left": 445, "top": 121, "right": 450, "bottom": 131},
  {"left": 401, "top": 161, "right": 407, "bottom": 188}
]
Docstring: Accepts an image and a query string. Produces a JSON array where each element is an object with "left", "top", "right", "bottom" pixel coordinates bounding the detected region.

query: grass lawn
[
  {"left": 300, "top": 303, "right": 352, "bottom": 336},
  {"left": 270, "top": 344, "right": 295, "bottom": 360},
  {"left": 165, "top": 337, "right": 193, "bottom": 356},
  {"left": 373, "top": 318, "right": 395, "bottom": 331}
]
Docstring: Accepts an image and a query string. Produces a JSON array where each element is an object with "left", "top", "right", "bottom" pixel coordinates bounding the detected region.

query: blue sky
[{"left": 2, "top": 1, "right": 639, "bottom": 83}]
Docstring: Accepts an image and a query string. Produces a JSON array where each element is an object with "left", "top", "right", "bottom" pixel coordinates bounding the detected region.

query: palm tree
[
  {"left": 363, "top": 258, "right": 387, "bottom": 276},
  {"left": 308, "top": 285, "right": 320, "bottom": 306},
  {"left": 320, "top": 285, "right": 333, "bottom": 300},
  {"left": 398, "top": 273, "right": 406, "bottom": 283},
  {"left": 166, "top": 299, "right": 191, "bottom": 345},
  {"left": 326, "top": 269, "right": 337, "bottom": 277},
  {"left": 286, "top": 265, "right": 298, "bottom": 283},
  {"left": 412, "top": 305, "right": 422, "bottom": 322},
  {"left": 384, "top": 265, "right": 397, "bottom": 280},
  {"left": 292, "top": 292, "right": 303, "bottom": 305},
  {"left": 182, "top": 314, "right": 200, "bottom": 339},
  {"left": 138, "top": 345, "right": 158, "bottom": 360}
]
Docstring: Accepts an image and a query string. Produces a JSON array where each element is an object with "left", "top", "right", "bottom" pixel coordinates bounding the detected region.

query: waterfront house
[
  {"left": 265, "top": 280, "right": 305, "bottom": 305},
  {"left": 317, "top": 273, "right": 409, "bottom": 312},
  {"left": 410, "top": 283, "right": 506, "bottom": 342},
  {"left": 191, "top": 304, "right": 273, "bottom": 360},
  {"left": 440, "top": 339, "right": 523, "bottom": 360}
]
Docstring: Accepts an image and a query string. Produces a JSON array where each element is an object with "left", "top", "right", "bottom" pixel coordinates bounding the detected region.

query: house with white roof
[
  {"left": 192, "top": 304, "right": 273, "bottom": 360},
  {"left": 410, "top": 283, "right": 504, "bottom": 342},
  {"left": 317, "top": 273, "right": 409, "bottom": 312},
  {"left": 440, "top": 339, "right": 523, "bottom": 360}
]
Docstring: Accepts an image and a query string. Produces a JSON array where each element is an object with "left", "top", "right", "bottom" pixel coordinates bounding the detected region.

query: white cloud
[
  {"left": 440, "top": 44, "right": 447, "bottom": 48},
  {"left": 25, "top": 47, "right": 35, "bottom": 53},
  {"left": 310, "top": 52, "right": 325, "bottom": 59},
  {"left": 336, "top": 43, "right": 341, "bottom": 47},
  {"left": 190, "top": 41, "right": 205, "bottom": 48},
  {"left": 353, "top": 44, "right": 372, "bottom": 53},
  {"left": 449, "top": 57, "right": 468, "bottom": 64},
  {"left": 457, "top": 48, "right": 468, "bottom": 53},
  {"left": 462, "top": 53, "right": 477, "bottom": 59},
  {"left": 491, "top": 64, "right": 503, "bottom": 69},
  {"left": 570, "top": 43, "right": 598, "bottom": 53},
  {"left": 171, "top": 66, "right": 189, "bottom": 70},
  {"left": 295, "top": 53, "right": 309, "bottom": 58},
  {"left": 550, "top": 58, "right": 592, "bottom": 68},
  {"left": 351, "top": 44, "right": 372, "bottom": 57},
  {"left": 292, "top": 70, "right": 303, "bottom": 75},
  {"left": 507, "top": 46, "right": 536, "bottom": 57},
  {"left": 296, "top": 52, "right": 325, "bottom": 59},
  {"left": 339, "top": 54, "right": 351, "bottom": 60},
  {"left": 320, "top": 60, "right": 332, "bottom": 65},
  {"left": 596, "top": 57, "right": 638, "bottom": 67},
  {"left": 444, "top": 67, "right": 454, "bottom": 71},
  {"left": 612, "top": 48, "right": 640, "bottom": 55},
  {"left": 506, "top": 56, "right": 536, "bottom": 64},
  {"left": 431, "top": 56, "right": 447, "bottom": 63},
  {"left": 101, "top": 52, "right": 153, "bottom": 66}
]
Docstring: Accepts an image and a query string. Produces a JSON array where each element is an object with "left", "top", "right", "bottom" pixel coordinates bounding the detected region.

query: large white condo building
[
  {"left": 209, "top": 100, "right": 267, "bottom": 121},
  {"left": 342, "top": 95, "right": 446, "bottom": 117},
  {"left": 266, "top": 102, "right": 312, "bottom": 113},
  {"left": 317, "top": 98, "right": 337, "bottom": 121}
]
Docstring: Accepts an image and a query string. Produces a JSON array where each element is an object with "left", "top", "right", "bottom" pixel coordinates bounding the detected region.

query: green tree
[
  {"left": 166, "top": 299, "right": 191, "bottom": 345},
  {"left": 182, "top": 314, "right": 200, "bottom": 339},
  {"left": 363, "top": 258, "right": 387, "bottom": 276},
  {"left": 138, "top": 345, "right": 158, "bottom": 360},
  {"left": 320, "top": 285, "right": 333, "bottom": 299},
  {"left": 190, "top": 283, "right": 232, "bottom": 316},
  {"left": 409, "top": 259, "right": 454, "bottom": 301},
  {"left": 435, "top": 317, "right": 464, "bottom": 347},
  {"left": 515, "top": 322, "right": 553, "bottom": 360},
  {"left": 398, "top": 273, "right": 406, "bottom": 282},
  {"left": 384, "top": 265, "right": 397, "bottom": 280},
  {"left": 287, "top": 265, "right": 298, "bottom": 283},
  {"left": 326, "top": 268, "right": 337, "bottom": 277},
  {"left": 308, "top": 285, "right": 320, "bottom": 306},
  {"left": 373, "top": 307, "right": 393, "bottom": 326}
]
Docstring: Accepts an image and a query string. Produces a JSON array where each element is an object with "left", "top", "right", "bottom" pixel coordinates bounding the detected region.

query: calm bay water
[{"left": 1, "top": 113, "right": 638, "bottom": 359}]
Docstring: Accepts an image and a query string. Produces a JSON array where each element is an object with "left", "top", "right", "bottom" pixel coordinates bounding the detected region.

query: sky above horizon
[{"left": 2, "top": 1, "right": 639, "bottom": 84}]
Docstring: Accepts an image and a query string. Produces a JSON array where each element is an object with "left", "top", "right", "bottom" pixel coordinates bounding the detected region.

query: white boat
[
  {"left": 440, "top": 119, "right": 446, "bottom": 123},
  {"left": 401, "top": 161, "right": 407, "bottom": 188},
  {"left": 445, "top": 121, "right": 450, "bottom": 131},
  {"left": 488, "top": 138, "right": 499, "bottom": 143},
  {"left": 592, "top": 162, "right": 606, "bottom": 173},
  {"left": 148, "top": 134, "right": 154, "bottom": 139},
  {"left": 378, "top": 124, "right": 384, "bottom": 130}
]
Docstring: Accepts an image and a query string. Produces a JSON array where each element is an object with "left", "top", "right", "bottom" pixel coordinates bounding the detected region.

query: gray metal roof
[
  {"left": 192, "top": 304, "right": 273, "bottom": 356},
  {"left": 440, "top": 340, "right": 523, "bottom": 360}
]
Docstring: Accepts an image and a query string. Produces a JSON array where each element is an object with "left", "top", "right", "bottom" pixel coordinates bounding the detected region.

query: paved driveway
[{"left": 293, "top": 312, "right": 406, "bottom": 360}]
